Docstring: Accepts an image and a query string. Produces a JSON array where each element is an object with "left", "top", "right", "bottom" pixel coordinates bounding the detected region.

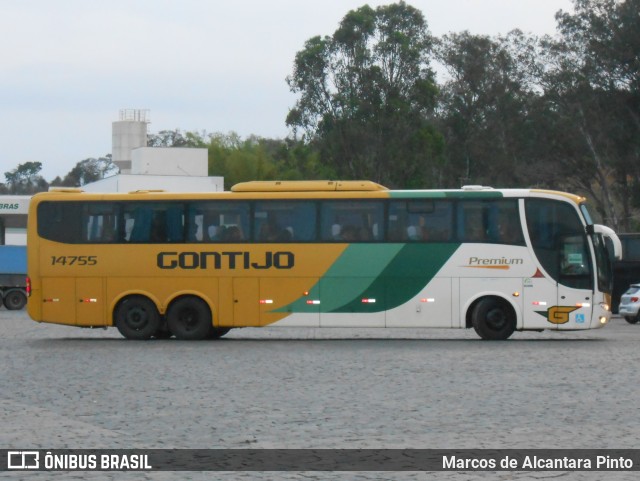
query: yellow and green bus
[{"left": 26, "top": 181, "right": 621, "bottom": 340}]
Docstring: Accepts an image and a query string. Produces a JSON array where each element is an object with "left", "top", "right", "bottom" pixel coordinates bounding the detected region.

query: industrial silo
[{"left": 112, "top": 109, "right": 149, "bottom": 174}]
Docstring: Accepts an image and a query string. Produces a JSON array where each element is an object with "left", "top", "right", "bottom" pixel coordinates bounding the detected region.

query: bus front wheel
[
  {"left": 114, "top": 296, "right": 160, "bottom": 340},
  {"left": 471, "top": 297, "right": 516, "bottom": 340},
  {"left": 167, "top": 297, "right": 212, "bottom": 341}
]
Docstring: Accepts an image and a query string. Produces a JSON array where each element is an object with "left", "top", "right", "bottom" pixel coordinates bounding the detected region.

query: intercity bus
[{"left": 26, "top": 181, "right": 621, "bottom": 340}]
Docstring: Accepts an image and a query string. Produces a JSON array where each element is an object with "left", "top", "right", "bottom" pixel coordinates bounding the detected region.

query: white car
[{"left": 619, "top": 283, "right": 640, "bottom": 324}]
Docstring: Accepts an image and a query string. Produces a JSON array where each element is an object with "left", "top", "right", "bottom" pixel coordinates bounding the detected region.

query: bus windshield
[
  {"left": 592, "top": 232, "right": 613, "bottom": 295},
  {"left": 580, "top": 203, "right": 614, "bottom": 295}
]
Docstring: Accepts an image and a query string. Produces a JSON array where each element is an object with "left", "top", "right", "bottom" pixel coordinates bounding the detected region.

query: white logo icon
[{"left": 7, "top": 451, "right": 39, "bottom": 469}]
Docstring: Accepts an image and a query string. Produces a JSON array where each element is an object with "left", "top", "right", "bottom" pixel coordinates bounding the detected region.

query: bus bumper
[{"left": 591, "top": 303, "right": 611, "bottom": 329}]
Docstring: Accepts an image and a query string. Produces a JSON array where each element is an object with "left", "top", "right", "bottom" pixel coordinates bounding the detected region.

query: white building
[
  {"left": 0, "top": 195, "right": 30, "bottom": 245},
  {"left": 83, "top": 109, "right": 223, "bottom": 193}
]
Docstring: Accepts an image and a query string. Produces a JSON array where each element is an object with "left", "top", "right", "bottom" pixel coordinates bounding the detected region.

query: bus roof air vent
[
  {"left": 128, "top": 190, "right": 166, "bottom": 194},
  {"left": 48, "top": 188, "right": 84, "bottom": 193},
  {"left": 231, "top": 180, "right": 388, "bottom": 192},
  {"left": 461, "top": 185, "right": 494, "bottom": 191}
]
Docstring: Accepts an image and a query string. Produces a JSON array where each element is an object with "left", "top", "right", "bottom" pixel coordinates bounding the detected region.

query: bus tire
[
  {"left": 209, "top": 327, "right": 231, "bottom": 339},
  {"left": 4, "top": 289, "right": 27, "bottom": 310},
  {"left": 167, "top": 297, "right": 212, "bottom": 341},
  {"left": 114, "top": 295, "right": 160, "bottom": 340},
  {"left": 624, "top": 315, "right": 640, "bottom": 324},
  {"left": 472, "top": 297, "right": 516, "bottom": 340}
]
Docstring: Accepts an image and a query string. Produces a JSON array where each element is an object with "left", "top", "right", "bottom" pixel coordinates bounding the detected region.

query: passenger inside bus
[{"left": 222, "top": 225, "right": 243, "bottom": 241}]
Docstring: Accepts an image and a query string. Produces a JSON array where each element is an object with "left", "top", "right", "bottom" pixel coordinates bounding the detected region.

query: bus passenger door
[
  {"left": 233, "top": 278, "right": 260, "bottom": 327},
  {"left": 522, "top": 274, "right": 560, "bottom": 330},
  {"left": 76, "top": 277, "right": 106, "bottom": 326},
  {"left": 557, "top": 283, "right": 593, "bottom": 329}
]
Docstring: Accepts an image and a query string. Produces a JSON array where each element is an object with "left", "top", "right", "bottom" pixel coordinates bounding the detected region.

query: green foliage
[
  {"left": 435, "top": 31, "right": 537, "bottom": 187},
  {"left": 286, "top": 1, "right": 442, "bottom": 188},
  {"left": 3, "top": 161, "right": 47, "bottom": 194},
  {"left": 53, "top": 155, "right": 117, "bottom": 187},
  {"left": 206, "top": 133, "right": 335, "bottom": 189},
  {"left": 532, "top": 0, "right": 640, "bottom": 229}
]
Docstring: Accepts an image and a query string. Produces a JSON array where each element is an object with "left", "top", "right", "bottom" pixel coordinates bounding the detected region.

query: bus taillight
[{"left": 26, "top": 276, "right": 31, "bottom": 297}]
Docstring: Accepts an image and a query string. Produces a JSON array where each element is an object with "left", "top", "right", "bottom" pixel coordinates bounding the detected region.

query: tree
[
  {"left": 534, "top": 0, "right": 640, "bottom": 229},
  {"left": 4, "top": 161, "right": 48, "bottom": 194},
  {"left": 147, "top": 129, "right": 189, "bottom": 147},
  {"left": 56, "top": 155, "right": 118, "bottom": 187},
  {"left": 207, "top": 133, "right": 278, "bottom": 189},
  {"left": 286, "top": 1, "right": 442, "bottom": 187},
  {"left": 435, "top": 31, "right": 536, "bottom": 187},
  {"left": 147, "top": 129, "right": 210, "bottom": 148}
]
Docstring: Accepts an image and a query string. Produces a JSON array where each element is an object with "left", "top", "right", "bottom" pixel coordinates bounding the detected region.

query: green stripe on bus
[
  {"left": 274, "top": 244, "right": 403, "bottom": 313},
  {"left": 275, "top": 243, "right": 460, "bottom": 314},
  {"left": 328, "top": 243, "right": 460, "bottom": 312}
]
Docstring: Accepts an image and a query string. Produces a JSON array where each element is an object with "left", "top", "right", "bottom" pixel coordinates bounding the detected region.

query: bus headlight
[{"left": 599, "top": 316, "right": 608, "bottom": 325}]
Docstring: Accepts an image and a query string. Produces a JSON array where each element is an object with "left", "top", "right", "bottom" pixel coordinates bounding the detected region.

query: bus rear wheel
[
  {"left": 472, "top": 297, "right": 516, "bottom": 340},
  {"left": 114, "top": 296, "right": 160, "bottom": 340},
  {"left": 167, "top": 297, "right": 212, "bottom": 341}
]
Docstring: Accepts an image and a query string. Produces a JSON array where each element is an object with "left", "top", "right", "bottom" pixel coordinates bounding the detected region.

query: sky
[{"left": 0, "top": 0, "right": 574, "bottom": 181}]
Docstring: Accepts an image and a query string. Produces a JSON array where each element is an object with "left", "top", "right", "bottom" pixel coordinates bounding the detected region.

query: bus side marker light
[
  {"left": 80, "top": 298, "right": 98, "bottom": 303},
  {"left": 306, "top": 300, "right": 321, "bottom": 305},
  {"left": 259, "top": 299, "right": 274, "bottom": 304},
  {"left": 532, "top": 301, "right": 547, "bottom": 306},
  {"left": 512, "top": 291, "right": 520, "bottom": 297},
  {"left": 43, "top": 298, "right": 60, "bottom": 303},
  {"left": 576, "top": 302, "right": 590, "bottom": 308},
  {"left": 361, "top": 298, "right": 376, "bottom": 303},
  {"left": 420, "top": 298, "right": 435, "bottom": 303}
]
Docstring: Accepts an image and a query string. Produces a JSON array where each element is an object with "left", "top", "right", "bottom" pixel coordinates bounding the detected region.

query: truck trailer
[{"left": 0, "top": 245, "right": 27, "bottom": 309}]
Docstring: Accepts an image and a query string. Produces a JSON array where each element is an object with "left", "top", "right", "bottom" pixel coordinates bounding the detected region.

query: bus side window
[
  {"left": 426, "top": 202, "right": 453, "bottom": 241},
  {"left": 83, "top": 203, "right": 120, "bottom": 243},
  {"left": 458, "top": 202, "right": 487, "bottom": 242},
  {"left": 487, "top": 201, "right": 524, "bottom": 245},
  {"left": 254, "top": 201, "right": 316, "bottom": 242},
  {"left": 457, "top": 200, "right": 524, "bottom": 244},
  {"left": 327, "top": 200, "right": 383, "bottom": 242},
  {"left": 165, "top": 206, "right": 184, "bottom": 243},
  {"left": 387, "top": 201, "right": 408, "bottom": 241},
  {"left": 389, "top": 200, "right": 453, "bottom": 242},
  {"left": 128, "top": 206, "right": 153, "bottom": 242},
  {"left": 188, "top": 201, "right": 250, "bottom": 243},
  {"left": 37, "top": 202, "right": 83, "bottom": 243},
  {"left": 127, "top": 203, "right": 185, "bottom": 243}
]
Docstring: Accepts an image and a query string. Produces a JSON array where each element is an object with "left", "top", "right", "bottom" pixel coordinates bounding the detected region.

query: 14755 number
[{"left": 51, "top": 256, "right": 97, "bottom": 266}]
